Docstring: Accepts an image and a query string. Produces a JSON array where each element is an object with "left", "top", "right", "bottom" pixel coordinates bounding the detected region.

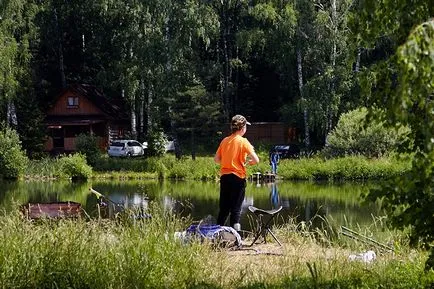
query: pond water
[{"left": 0, "top": 180, "right": 382, "bottom": 231}]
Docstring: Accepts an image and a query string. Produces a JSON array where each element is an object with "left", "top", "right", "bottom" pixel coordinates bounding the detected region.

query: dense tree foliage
[
  {"left": 0, "top": 0, "right": 366, "bottom": 156},
  {"left": 353, "top": 0, "right": 434, "bottom": 268}
]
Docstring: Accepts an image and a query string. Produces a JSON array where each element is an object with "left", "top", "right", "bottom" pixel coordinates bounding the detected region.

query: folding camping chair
[{"left": 248, "top": 205, "right": 283, "bottom": 246}]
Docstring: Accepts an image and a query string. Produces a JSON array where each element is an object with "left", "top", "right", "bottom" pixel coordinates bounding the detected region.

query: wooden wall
[
  {"left": 47, "top": 91, "right": 104, "bottom": 116},
  {"left": 245, "top": 122, "right": 287, "bottom": 144},
  {"left": 224, "top": 122, "right": 295, "bottom": 144},
  {"left": 45, "top": 136, "right": 107, "bottom": 152}
]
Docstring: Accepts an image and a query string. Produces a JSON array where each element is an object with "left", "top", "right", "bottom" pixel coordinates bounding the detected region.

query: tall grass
[
  {"left": 26, "top": 154, "right": 92, "bottom": 180},
  {"left": 94, "top": 154, "right": 409, "bottom": 181},
  {"left": 26, "top": 158, "right": 63, "bottom": 180},
  {"left": 0, "top": 205, "right": 210, "bottom": 289},
  {"left": 94, "top": 155, "right": 220, "bottom": 180},
  {"left": 268, "top": 155, "right": 410, "bottom": 181},
  {"left": 0, "top": 207, "right": 432, "bottom": 288}
]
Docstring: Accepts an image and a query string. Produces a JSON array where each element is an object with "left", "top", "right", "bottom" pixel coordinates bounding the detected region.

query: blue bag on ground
[{"left": 184, "top": 224, "right": 242, "bottom": 247}]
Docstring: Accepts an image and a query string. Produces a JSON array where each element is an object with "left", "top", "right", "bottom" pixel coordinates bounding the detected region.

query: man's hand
[{"left": 247, "top": 151, "right": 260, "bottom": 166}]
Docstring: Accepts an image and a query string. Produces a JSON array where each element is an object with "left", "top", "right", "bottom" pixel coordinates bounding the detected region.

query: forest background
[{"left": 1, "top": 0, "right": 393, "bottom": 156}]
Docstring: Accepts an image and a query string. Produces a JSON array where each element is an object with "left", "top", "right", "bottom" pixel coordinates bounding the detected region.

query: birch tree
[
  {"left": 205, "top": 0, "right": 249, "bottom": 121},
  {"left": 0, "top": 0, "right": 38, "bottom": 127},
  {"left": 0, "top": 0, "right": 23, "bottom": 125},
  {"left": 293, "top": 0, "right": 316, "bottom": 148},
  {"left": 305, "top": 0, "right": 353, "bottom": 143},
  {"left": 162, "top": 0, "right": 219, "bottom": 157}
]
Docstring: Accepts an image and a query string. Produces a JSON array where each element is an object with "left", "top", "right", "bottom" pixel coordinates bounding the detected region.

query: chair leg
[
  {"left": 249, "top": 215, "right": 264, "bottom": 246},
  {"left": 249, "top": 230, "right": 262, "bottom": 247},
  {"left": 249, "top": 217, "right": 282, "bottom": 246},
  {"left": 248, "top": 206, "right": 283, "bottom": 247},
  {"left": 267, "top": 228, "right": 282, "bottom": 246}
]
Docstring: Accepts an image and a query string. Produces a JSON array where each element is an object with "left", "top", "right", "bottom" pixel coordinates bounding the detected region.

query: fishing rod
[
  {"left": 90, "top": 188, "right": 151, "bottom": 220},
  {"left": 90, "top": 188, "right": 125, "bottom": 209},
  {"left": 341, "top": 226, "right": 394, "bottom": 252}
]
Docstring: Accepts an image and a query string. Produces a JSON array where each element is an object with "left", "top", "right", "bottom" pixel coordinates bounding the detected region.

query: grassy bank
[
  {"left": 24, "top": 154, "right": 410, "bottom": 181},
  {"left": 0, "top": 206, "right": 432, "bottom": 288},
  {"left": 91, "top": 154, "right": 410, "bottom": 181},
  {"left": 275, "top": 155, "right": 410, "bottom": 181}
]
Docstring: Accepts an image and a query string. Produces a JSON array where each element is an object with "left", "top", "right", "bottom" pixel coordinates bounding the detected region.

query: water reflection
[
  {"left": 0, "top": 180, "right": 381, "bottom": 231},
  {"left": 269, "top": 182, "right": 280, "bottom": 209}
]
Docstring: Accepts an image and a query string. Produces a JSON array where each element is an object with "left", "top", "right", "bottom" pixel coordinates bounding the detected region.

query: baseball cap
[{"left": 231, "top": 114, "right": 251, "bottom": 131}]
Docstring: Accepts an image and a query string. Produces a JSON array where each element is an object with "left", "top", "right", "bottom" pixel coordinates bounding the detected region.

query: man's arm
[
  {"left": 247, "top": 150, "right": 260, "bottom": 165},
  {"left": 214, "top": 153, "right": 221, "bottom": 164}
]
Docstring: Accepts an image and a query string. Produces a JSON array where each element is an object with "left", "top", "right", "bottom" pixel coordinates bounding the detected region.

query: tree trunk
[
  {"left": 234, "top": 45, "right": 239, "bottom": 113},
  {"left": 325, "top": 0, "right": 337, "bottom": 143},
  {"left": 130, "top": 98, "right": 137, "bottom": 139},
  {"left": 324, "top": 0, "right": 338, "bottom": 143},
  {"left": 7, "top": 100, "right": 17, "bottom": 127},
  {"left": 53, "top": 8, "right": 66, "bottom": 88},
  {"left": 223, "top": 18, "right": 230, "bottom": 119},
  {"left": 331, "top": 0, "right": 337, "bottom": 68},
  {"left": 355, "top": 47, "right": 361, "bottom": 72},
  {"left": 216, "top": 41, "right": 225, "bottom": 121},
  {"left": 123, "top": 88, "right": 137, "bottom": 139},
  {"left": 146, "top": 84, "right": 153, "bottom": 132},
  {"left": 139, "top": 79, "right": 145, "bottom": 138},
  {"left": 215, "top": 1, "right": 233, "bottom": 121},
  {"left": 190, "top": 130, "right": 196, "bottom": 160},
  {"left": 169, "top": 107, "right": 182, "bottom": 159},
  {"left": 297, "top": 39, "right": 310, "bottom": 149}
]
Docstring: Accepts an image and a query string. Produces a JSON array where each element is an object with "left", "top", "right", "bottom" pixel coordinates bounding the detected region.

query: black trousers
[{"left": 217, "top": 173, "right": 246, "bottom": 227}]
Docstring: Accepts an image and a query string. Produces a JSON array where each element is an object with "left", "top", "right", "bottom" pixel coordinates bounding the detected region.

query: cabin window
[{"left": 67, "top": 97, "right": 79, "bottom": 108}]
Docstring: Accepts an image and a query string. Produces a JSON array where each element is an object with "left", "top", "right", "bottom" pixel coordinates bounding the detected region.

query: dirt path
[{"left": 203, "top": 239, "right": 353, "bottom": 286}]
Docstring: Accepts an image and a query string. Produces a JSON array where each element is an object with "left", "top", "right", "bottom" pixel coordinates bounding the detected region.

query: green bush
[
  {"left": 147, "top": 130, "right": 167, "bottom": 157},
  {"left": 323, "top": 108, "right": 410, "bottom": 158},
  {"left": 57, "top": 153, "right": 92, "bottom": 180},
  {"left": 0, "top": 127, "right": 29, "bottom": 179},
  {"left": 75, "top": 134, "right": 101, "bottom": 167}
]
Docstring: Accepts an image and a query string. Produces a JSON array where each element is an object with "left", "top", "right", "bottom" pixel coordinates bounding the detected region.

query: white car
[
  {"left": 107, "top": 140, "right": 145, "bottom": 157},
  {"left": 142, "top": 139, "right": 175, "bottom": 152},
  {"left": 165, "top": 140, "right": 175, "bottom": 152}
]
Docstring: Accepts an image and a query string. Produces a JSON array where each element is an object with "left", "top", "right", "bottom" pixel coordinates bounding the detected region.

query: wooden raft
[{"left": 20, "top": 201, "right": 82, "bottom": 219}]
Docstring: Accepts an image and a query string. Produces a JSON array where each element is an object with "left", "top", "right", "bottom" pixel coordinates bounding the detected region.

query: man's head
[{"left": 231, "top": 114, "right": 251, "bottom": 133}]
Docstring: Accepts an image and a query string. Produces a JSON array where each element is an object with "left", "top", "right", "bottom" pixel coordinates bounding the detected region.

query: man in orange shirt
[{"left": 214, "top": 115, "right": 260, "bottom": 231}]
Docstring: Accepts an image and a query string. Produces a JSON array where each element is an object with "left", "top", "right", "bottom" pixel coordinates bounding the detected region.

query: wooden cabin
[
  {"left": 224, "top": 122, "right": 297, "bottom": 144},
  {"left": 44, "top": 84, "right": 129, "bottom": 154}
]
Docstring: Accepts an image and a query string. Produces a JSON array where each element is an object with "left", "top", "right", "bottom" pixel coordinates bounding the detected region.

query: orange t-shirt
[{"left": 216, "top": 134, "right": 254, "bottom": 179}]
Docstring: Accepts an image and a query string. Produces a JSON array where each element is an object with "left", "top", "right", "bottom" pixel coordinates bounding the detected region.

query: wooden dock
[{"left": 250, "top": 172, "right": 276, "bottom": 183}]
